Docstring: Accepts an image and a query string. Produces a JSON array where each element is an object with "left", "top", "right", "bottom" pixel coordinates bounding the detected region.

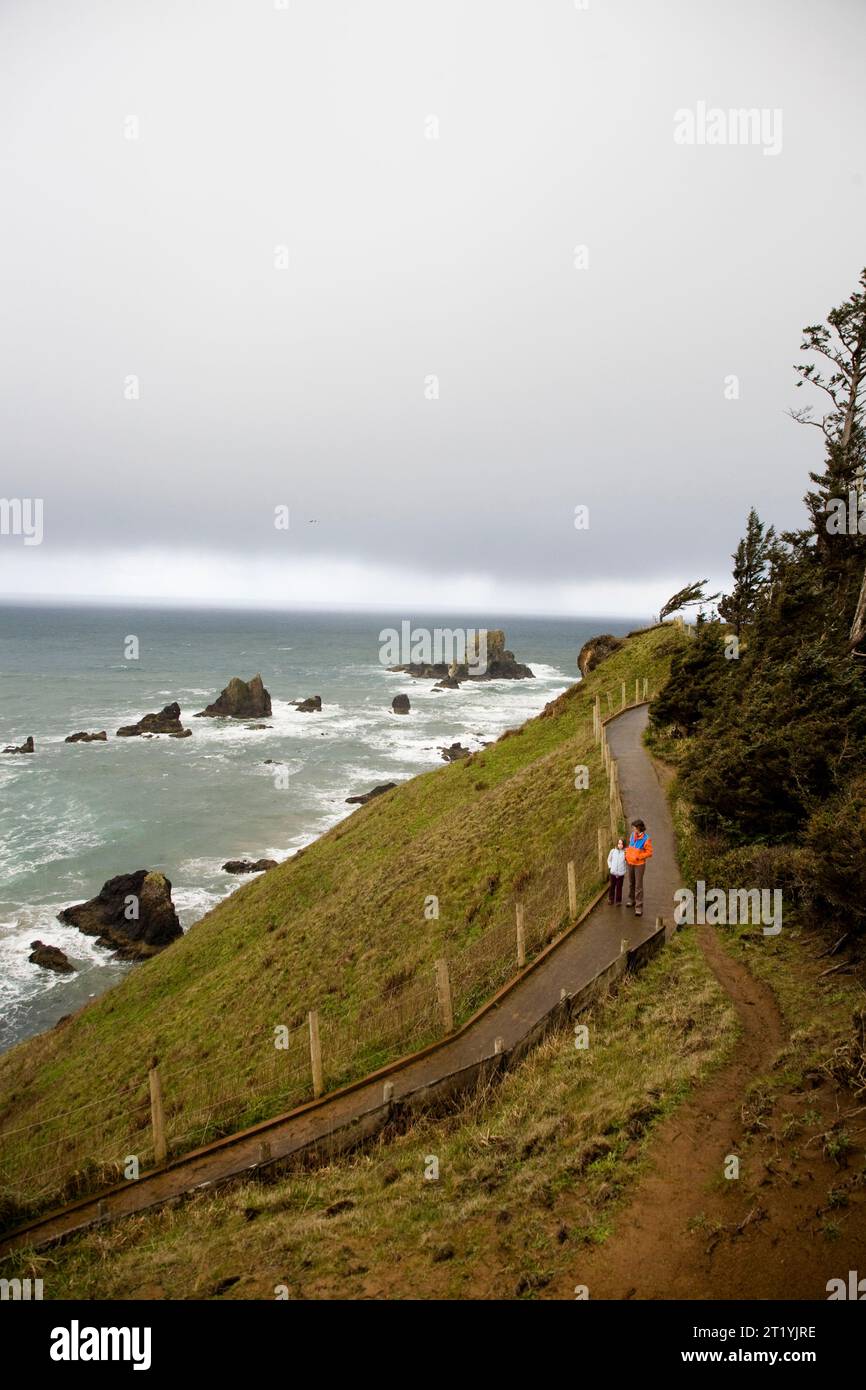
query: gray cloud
[{"left": 1, "top": 0, "right": 865, "bottom": 611}]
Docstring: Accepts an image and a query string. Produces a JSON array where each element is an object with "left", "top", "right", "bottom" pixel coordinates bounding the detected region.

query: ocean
[{"left": 0, "top": 604, "right": 639, "bottom": 1050}]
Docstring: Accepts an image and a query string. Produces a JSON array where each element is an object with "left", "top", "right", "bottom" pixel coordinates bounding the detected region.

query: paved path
[{"left": 1, "top": 703, "right": 678, "bottom": 1256}]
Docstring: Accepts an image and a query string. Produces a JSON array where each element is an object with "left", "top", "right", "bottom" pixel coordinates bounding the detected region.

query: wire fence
[{"left": 0, "top": 685, "right": 648, "bottom": 1226}]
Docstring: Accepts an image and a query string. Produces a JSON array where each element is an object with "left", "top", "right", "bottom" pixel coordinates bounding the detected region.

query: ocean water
[{"left": 0, "top": 604, "right": 639, "bottom": 1050}]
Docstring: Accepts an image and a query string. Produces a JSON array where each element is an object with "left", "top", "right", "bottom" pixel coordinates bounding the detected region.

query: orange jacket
[{"left": 625, "top": 831, "right": 653, "bottom": 866}]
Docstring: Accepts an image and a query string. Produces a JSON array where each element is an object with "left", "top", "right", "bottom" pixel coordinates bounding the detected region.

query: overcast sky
[{"left": 1, "top": 0, "right": 864, "bottom": 617}]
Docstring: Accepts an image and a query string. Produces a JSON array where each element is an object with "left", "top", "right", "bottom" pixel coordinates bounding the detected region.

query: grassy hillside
[
  {"left": 8, "top": 761, "right": 865, "bottom": 1299},
  {"left": 0, "top": 625, "right": 676, "bottom": 1222},
  {"left": 4, "top": 928, "right": 740, "bottom": 1298}
]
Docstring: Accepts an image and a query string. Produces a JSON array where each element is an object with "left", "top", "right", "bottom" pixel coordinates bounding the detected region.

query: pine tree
[
  {"left": 717, "top": 508, "right": 778, "bottom": 635},
  {"left": 788, "top": 269, "right": 866, "bottom": 645}
]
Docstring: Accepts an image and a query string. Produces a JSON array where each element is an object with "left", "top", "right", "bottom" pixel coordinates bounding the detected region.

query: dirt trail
[
  {"left": 2, "top": 703, "right": 671, "bottom": 1257},
  {"left": 558, "top": 923, "right": 789, "bottom": 1299}
]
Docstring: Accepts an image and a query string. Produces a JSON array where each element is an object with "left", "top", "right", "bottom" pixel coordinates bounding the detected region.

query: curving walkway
[{"left": 1, "top": 703, "right": 678, "bottom": 1257}]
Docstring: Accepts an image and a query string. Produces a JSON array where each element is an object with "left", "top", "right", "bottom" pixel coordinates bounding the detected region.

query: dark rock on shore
[
  {"left": 29, "top": 941, "right": 76, "bottom": 973},
  {"left": 391, "top": 629, "right": 533, "bottom": 682},
  {"left": 346, "top": 782, "right": 397, "bottom": 805},
  {"left": 3, "top": 736, "right": 34, "bottom": 754},
  {"left": 440, "top": 742, "right": 470, "bottom": 762},
  {"left": 292, "top": 695, "right": 322, "bottom": 712},
  {"left": 58, "top": 870, "right": 182, "bottom": 958},
  {"left": 169, "top": 729, "right": 192, "bottom": 739},
  {"left": 222, "top": 858, "right": 278, "bottom": 874},
  {"left": 117, "top": 702, "right": 189, "bottom": 737},
  {"left": 196, "top": 675, "right": 271, "bottom": 719},
  {"left": 391, "top": 694, "right": 410, "bottom": 714},
  {"left": 65, "top": 731, "right": 108, "bottom": 743},
  {"left": 577, "top": 634, "right": 624, "bottom": 677}
]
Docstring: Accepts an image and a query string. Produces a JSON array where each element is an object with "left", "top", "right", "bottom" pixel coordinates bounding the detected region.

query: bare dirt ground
[{"left": 548, "top": 924, "right": 866, "bottom": 1301}]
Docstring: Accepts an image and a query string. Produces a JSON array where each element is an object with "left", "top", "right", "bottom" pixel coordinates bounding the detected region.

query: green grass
[
  {"left": 0, "top": 625, "right": 678, "bottom": 1222},
  {"left": 2, "top": 926, "right": 738, "bottom": 1299}
]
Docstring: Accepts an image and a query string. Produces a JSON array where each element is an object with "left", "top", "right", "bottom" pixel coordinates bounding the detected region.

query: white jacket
[{"left": 607, "top": 847, "right": 626, "bottom": 876}]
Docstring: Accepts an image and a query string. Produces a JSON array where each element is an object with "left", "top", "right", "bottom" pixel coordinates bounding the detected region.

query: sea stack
[
  {"left": 29, "top": 941, "right": 76, "bottom": 973},
  {"left": 222, "top": 858, "right": 278, "bottom": 874},
  {"left": 390, "top": 628, "right": 533, "bottom": 682},
  {"left": 58, "top": 870, "right": 183, "bottom": 959},
  {"left": 3, "top": 735, "right": 35, "bottom": 754},
  {"left": 117, "top": 703, "right": 189, "bottom": 737},
  {"left": 392, "top": 694, "right": 410, "bottom": 714},
  {"left": 196, "top": 675, "right": 272, "bottom": 719}
]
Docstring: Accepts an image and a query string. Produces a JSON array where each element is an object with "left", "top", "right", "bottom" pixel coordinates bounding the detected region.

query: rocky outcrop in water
[
  {"left": 346, "top": 781, "right": 397, "bottom": 805},
  {"left": 117, "top": 703, "right": 189, "bottom": 737},
  {"left": 433, "top": 676, "right": 461, "bottom": 690},
  {"left": 292, "top": 695, "right": 322, "bottom": 713},
  {"left": 391, "top": 694, "right": 410, "bottom": 714},
  {"left": 65, "top": 731, "right": 108, "bottom": 743},
  {"left": 3, "top": 736, "right": 34, "bottom": 754},
  {"left": 222, "top": 858, "right": 278, "bottom": 874},
  {"left": 196, "top": 675, "right": 272, "bottom": 719},
  {"left": 391, "top": 629, "right": 533, "bottom": 682},
  {"left": 58, "top": 870, "right": 182, "bottom": 959},
  {"left": 577, "top": 634, "right": 624, "bottom": 677},
  {"left": 29, "top": 941, "right": 76, "bottom": 973},
  {"left": 440, "top": 742, "right": 470, "bottom": 762}
]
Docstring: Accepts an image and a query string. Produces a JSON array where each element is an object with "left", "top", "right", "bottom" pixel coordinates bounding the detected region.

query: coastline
[{"left": 0, "top": 606, "right": 599, "bottom": 1052}]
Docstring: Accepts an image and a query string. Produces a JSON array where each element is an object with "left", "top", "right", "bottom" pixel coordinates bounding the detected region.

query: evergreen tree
[
  {"left": 717, "top": 508, "right": 778, "bottom": 635},
  {"left": 788, "top": 269, "right": 866, "bottom": 643}
]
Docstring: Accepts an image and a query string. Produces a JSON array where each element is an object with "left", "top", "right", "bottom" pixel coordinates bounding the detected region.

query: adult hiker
[
  {"left": 625, "top": 818, "right": 653, "bottom": 917},
  {"left": 607, "top": 836, "right": 626, "bottom": 905}
]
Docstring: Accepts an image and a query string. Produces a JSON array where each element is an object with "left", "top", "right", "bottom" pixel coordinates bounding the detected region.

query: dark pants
[
  {"left": 608, "top": 873, "right": 624, "bottom": 904},
  {"left": 627, "top": 862, "right": 645, "bottom": 913}
]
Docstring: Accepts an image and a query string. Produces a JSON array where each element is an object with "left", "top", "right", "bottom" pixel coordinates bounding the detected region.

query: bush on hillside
[
  {"left": 797, "top": 773, "right": 866, "bottom": 938},
  {"left": 649, "top": 623, "right": 731, "bottom": 737},
  {"left": 682, "top": 638, "right": 866, "bottom": 842}
]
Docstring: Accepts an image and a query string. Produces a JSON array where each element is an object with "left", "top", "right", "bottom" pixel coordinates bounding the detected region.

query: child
[
  {"left": 607, "top": 837, "right": 626, "bottom": 904},
  {"left": 625, "top": 818, "right": 653, "bottom": 917}
]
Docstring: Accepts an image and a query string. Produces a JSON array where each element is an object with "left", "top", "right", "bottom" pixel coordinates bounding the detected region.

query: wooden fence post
[
  {"left": 643, "top": 676, "right": 648, "bottom": 701},
  {"left": 308, "top": 1009, "right": 324, "bottom": 1099},
  {"left": 516, "top": 903, "right": 526, "bottom": 968},
  {"left": 620, "top": 680, "right": 626, "bottom": 709},
  {"left": 606, "top": 691, "right": 613, "bottom": 714},
  {"left": 567, "top": 861, "right": 578, "bottom": 918},
  {"left": 634, "top": 678, "right": 639, "bottom": 705},
  {"left": 594, "top": 694, "right": 601, "bottom": 741},
  {"left": 597, "top": 825, "right": 605, "bottom": 875},
  {"left": 435, "top": 958, "right": 454, "bottom": 1032},
  {"left": 148, "top": 1062, "right": 167, "bottom": 1166}
]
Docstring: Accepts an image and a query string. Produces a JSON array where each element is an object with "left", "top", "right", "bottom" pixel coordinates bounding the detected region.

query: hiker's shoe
[
  {"left": 625, "top": 900, "right": 633, "bottom": 908},
  {"left": 635, "top": 910, "right": 642, "bottom": 917}
]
